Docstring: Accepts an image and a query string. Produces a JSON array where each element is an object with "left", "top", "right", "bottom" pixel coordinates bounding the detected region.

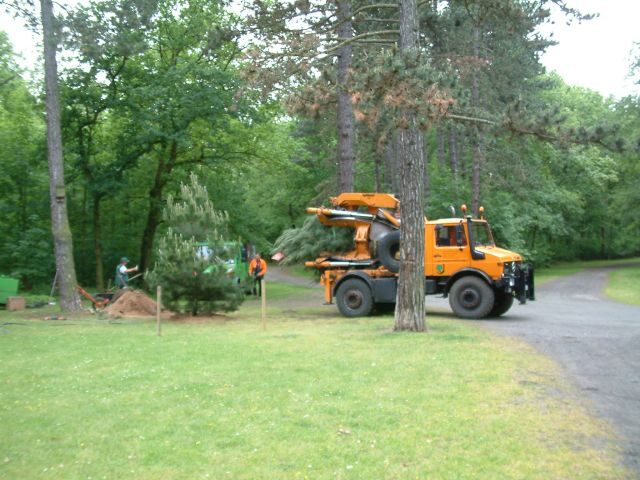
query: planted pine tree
[{"left": 146, "top": 174, "right": 243, "bottom": 315}]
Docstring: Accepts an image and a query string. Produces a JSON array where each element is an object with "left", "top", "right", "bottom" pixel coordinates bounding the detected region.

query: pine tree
[{"left": 146, "top": 173, "right": 243, "bottom": 315}]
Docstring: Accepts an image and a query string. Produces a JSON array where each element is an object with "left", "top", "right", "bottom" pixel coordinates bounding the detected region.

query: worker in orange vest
[{"left": 248, "top": 253, "right": 267, "bottom": 296}]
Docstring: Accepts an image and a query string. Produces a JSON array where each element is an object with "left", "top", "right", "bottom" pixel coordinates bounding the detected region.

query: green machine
[
  {"left": 0, "top": 276, "right": 19, "bottom": 305},
  {"left": 195, "top": 241, "right": 251, "bottom": 291}
]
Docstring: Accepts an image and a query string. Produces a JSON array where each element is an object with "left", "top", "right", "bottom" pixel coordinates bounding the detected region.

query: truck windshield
[{"left": 472, "top": 221, "right": 495, "bottom": 246}]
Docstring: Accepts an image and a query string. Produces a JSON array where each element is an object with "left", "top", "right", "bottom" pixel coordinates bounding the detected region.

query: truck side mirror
[{"left": 456, "top": 224, "right": 464, "bottom": 247}]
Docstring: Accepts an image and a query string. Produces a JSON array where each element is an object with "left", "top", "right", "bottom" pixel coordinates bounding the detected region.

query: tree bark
[
  {"left": 41, "top": 0, "right": 82, "bottom": 311},
  {"left": 93, "top": 193, "right": 104, "bottom": 290},
  {"left": 471, "top": 126, "right": 483, "bottom": 215},
  {"left": 394, "top": 0, "right": 426, "bottom": 332},
  {"left": 374, "top": 152, "right": 382, "bottom": 192},
  {"left": 424, "top": 135, "right": 430, "bottom": 200},
  {"left": 336, "top": 0, "right": 355, "bottom": 194},
  {"left": 384, "top": 135, "right": 401, "bottom": 194},
  {"left": 448, "top": 125, "right": 458, "bottom": 179},
  {"left": 448, "top": 124, "right": 460, "bottom": 199},
  {"left": 436, "top": 127, "right": 445, "bottom": 166},
  {"left": 470, "top": 26, "right": 483, "bottom": 215},
  {"left": 139, "top": 141, "right": 176, "bottom": 273}
]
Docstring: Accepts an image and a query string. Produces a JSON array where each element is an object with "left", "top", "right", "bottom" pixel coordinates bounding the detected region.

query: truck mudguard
[
  {"left": 333, "top": 271, "right": 398, "bottom": 304},
  {"left": 444, "top": 268, "right": 493, "bottom": 296},
  {"left": 333, "top": 271, "right": 375, "bottom": 296}
]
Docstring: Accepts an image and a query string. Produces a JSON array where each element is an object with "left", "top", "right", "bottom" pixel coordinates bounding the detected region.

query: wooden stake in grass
[
  {"left": 156, "top": 285, "right": 162, "bottom": 336},
  {"left": 261, "top": 278, "right": 266, "bottom": 330}
]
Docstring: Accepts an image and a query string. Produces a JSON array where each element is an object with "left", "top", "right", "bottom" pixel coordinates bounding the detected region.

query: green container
[{"left": 0, "top": 276, "right": 19, "bottom": 305}]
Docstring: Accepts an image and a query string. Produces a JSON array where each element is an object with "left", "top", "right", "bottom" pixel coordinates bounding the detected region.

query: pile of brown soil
[{"left": 104, "top": 290, "right": 162, "bottom": 318}]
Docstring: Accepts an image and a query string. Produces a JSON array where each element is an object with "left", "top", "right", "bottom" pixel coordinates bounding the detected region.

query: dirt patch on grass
[
  {"left": 103, "top": 290, "right": 244, "bottom": 322},
  {"left": 105, "top": 290, "right": 171, "bottom": 318}
]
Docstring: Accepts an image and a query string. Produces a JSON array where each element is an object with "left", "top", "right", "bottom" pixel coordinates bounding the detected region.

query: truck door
[{"left": 427, "top": 223, "right": 470, "bottom": 276}]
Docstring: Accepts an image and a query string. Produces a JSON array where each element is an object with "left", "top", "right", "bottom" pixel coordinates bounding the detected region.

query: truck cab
[{"left": 423, "top": 216, "right": 534, "bottom": 317}]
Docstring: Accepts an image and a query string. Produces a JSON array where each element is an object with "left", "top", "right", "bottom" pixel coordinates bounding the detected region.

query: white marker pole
[
  {"left": 261, "top": 278, "right": 266, "bottom": 330},
  {"left": 156, "top": 286, "right": 162, "bottom": 336}
]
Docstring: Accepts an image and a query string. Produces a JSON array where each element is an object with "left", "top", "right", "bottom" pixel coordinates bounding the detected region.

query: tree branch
[
  {"left": 445, "top": 113, "right": 496, "bottom": 126},
  {"left": 352, "top": 4, "right": 398, "bottom": 17},
  {"left": 324, "top": 30, "right": 399, "bottom": 55},
  {"left": 353, "top": 18, "right": 400, "bottom": 24}
]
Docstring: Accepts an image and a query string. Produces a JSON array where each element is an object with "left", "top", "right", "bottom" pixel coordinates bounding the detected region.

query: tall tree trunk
[
  {"left": 336, "top": 0, "right": 355, "bottom": 193},
  {"left": 600, "top": 225, "right": 608, "bottom": 259},
  {"left": 471, "top": 126, "right": 483, "bottom": 214},
  {"left": 470, "top": 26, "right": 484, "bottom": 215},
  {"left": 448, "top": 125, "right": 458, "bottom": 177},
  {"left": 436, "top": 127, "right": 445, "bottom": 166},
  {"left": 19, "top": 183, "right": 27, "bottom": 232},
  {"left": 375, "top": 152, "right": 382, "bottom": 192},
  {"left": 448, "top": 124, "right": 460, "bottom": 199},
  {"left": 41, "top": 0, "right": 81, "bottom": 311},
  {"left": 385, "top": 135, "right": 401, "bottom": 193},
  {"left": 424, "top": 136, "right": 430, "bottom": 201},
  {"left": 139, "top": 141, "right": 176, "bottom": 273},
  {"left": 529, "top": 226, "right": 537, "bottom": 251},
  {"left": 395, "top": 0, "right": 426, "bottom": 332},
  {"left": 458, "top": 126, "right": 466, "bottom": 175},
  {"left": 93, "top": 193, "right": 104, "bottom": 290}
]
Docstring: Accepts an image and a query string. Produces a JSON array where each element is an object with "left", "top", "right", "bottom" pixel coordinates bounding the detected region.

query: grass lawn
[
  {"left": 605, "top": 267, "right": 640, "bottom": 305},
  {"left": 0, "top": 283, "right": 628, "bottom": 479},
  {"left": 535, "top": 257, "right": 640, "bottom": 284},
  {"left": 535, "top": 258, "right": 640, "bottom": 306}
]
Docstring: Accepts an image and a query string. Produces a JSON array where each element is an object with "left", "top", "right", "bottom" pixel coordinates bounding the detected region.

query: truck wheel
[
  {"left": 378, "top": 230, "right": 400, "bottom": 273},
  {"left": 490, "top": 291, "right": 514, "bottom": 317},
  {"left": 449, "top": 276, "right": 495, "bottom": 319},
  {"left": 336, "top": 279, "right": 374, "bottom": 317}
]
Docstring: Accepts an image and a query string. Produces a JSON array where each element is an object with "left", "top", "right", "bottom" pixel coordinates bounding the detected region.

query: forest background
[{"left": 0, "top": 0, "right": 639, "bottom": 293}]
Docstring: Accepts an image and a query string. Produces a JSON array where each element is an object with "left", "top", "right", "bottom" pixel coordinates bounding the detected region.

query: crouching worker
[
  {"left": 249, "top": 253, "right": 267, "bottom": 296},
  {"left": 115, "top": 257, "right": 139, "bottom": 289}
]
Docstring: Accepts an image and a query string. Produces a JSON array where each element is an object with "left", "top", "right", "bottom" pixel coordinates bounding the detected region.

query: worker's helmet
[{"left": 121, "top": 256, "right": 130, "bottom": 263}]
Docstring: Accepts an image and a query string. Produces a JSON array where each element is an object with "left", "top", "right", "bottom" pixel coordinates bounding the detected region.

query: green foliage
[
  {"left": 2, "top": 0, "right": 640, "bottom": 295},
  {"left": 0, "top": 32, "right": 50, "bottom": 289},
  {"left": 146, "top": 175, "right": 243, "bottom": 314},
  {"left": 422, "top": 72, "right": 640, "bottom": 266},
  {"left": 272, "top": 216, "right": 354, "bottom": 265},
  {"left": 197, "top": 116, "right": 322, "bottom": 254},
  {"left": 165, "top": 173, "right": 230, "bottom": 241},
  {"left": 146, "top": 229, "right": 243, "bottom": 314},
  {"left": 608, "top": 97, "right": 640, "bottom": 256},
  {"left": 8, "top": 220, "right": 55, "bottom": 290}
]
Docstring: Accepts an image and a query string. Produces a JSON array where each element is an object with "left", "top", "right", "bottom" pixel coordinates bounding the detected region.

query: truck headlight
[{"left": 503, "top": 261, "right": 516, "bottom": 275}]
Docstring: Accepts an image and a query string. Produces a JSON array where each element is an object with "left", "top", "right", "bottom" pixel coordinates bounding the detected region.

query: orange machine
[
  {"left": 305, "top": 193, "right": 534, "bottom": 319},
  {"left": 76, "top": 285, "right": 113, "bottom": 308}
]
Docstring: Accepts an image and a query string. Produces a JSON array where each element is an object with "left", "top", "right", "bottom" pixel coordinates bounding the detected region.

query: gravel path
[{"left": 267, "top": 265, "right": 320, "bottom": 287}]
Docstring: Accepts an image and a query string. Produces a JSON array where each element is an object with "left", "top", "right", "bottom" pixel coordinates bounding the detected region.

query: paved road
[{"left": 431, "top": 267, "right": 640, "bottom": 475}]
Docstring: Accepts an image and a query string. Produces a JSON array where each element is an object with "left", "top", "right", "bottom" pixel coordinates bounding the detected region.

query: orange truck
[{"left": 305, "top": 192, "right": 534, "bottom": 319}]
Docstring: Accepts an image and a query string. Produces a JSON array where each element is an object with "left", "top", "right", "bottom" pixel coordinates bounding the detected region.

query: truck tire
[
  {"left": 490, "top": 291, "right": 514, "bottom": 317},
  {"left": 336, "top": 278, "right": 374, "bottom": 317},
  {"left": 378, "top": 230, "right": 400, "bottom": 273},
  {"left": 449, "top": 276, "right": 495, "bottom": 319}
]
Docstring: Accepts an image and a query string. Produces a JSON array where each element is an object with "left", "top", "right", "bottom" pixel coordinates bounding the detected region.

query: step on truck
[{"left": 305, "top": 193, "right": 535, "bottom": 319}]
